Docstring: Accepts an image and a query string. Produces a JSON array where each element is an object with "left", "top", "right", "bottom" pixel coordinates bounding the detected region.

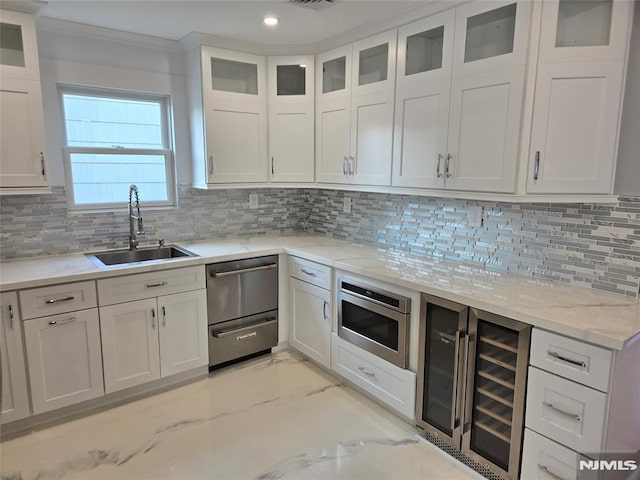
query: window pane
[
  {"left": 464, "top": 4, "right": 516, "bottom": 63},
  {"left": 62, "top": 94, "right": 164, "bottom": 148},
  {"left": 69, "top": 153, "right": 168, "bottom": 205},
  {"left": 211, "top": 58, "right": 258, "bottom": 95},
  {"left": 0, "top": 23, "right": 25, "bottom": 67}
]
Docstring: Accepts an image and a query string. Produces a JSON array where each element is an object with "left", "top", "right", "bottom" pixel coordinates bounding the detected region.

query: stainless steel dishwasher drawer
[{"left": 208, "top": 311, "right": 278, "bottom": 366}]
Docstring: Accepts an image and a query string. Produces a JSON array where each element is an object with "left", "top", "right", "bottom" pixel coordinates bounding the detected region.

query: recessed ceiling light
[{"left": 263, "top": 16, "right": 279, "bottom": 27}]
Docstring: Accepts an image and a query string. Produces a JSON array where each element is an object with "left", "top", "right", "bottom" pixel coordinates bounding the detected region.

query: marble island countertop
[{"left": 1, "top": 233, "right": 639, "bottom": 351}]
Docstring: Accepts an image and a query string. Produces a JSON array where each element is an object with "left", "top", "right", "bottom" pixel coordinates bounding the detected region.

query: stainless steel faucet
[{"left": 128, "top": 184, "right": 145, "bottom": 250}]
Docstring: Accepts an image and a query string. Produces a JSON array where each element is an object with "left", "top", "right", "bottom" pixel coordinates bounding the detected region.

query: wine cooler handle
[
  {"left": 450, "top": 330, "right": 463, "bottom": 431},
  {"left": 462, "top": 333, "right": 476, "bottom": 435}
]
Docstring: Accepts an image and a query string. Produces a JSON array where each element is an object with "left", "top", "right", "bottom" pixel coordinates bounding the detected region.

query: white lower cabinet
[
  {"left": 24, "top": 309, "right": 104, "bottom": 414},
  {"left": 331, "top": 333, "right": 416, "bottom": 419},
  {"left": 521, "top": 429, "right": 581, "bottom": 480},
  {"left": 100, "top": 290, "right": 207, "bottom": 393},
  {"left": 1, "top": 292, "right": 30, "bottom": 423},
  {"left": 289, "top": 277, "right": 331, "bottom": 369}
]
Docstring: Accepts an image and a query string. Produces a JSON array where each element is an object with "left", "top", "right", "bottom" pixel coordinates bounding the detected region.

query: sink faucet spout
[{"left": 128, "top": 184, "right": 145, "bottom": 250}]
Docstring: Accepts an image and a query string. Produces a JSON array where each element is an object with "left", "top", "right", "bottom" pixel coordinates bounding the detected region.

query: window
[{"left": 59, "top": 86, "right": 175, "bottom": 210}]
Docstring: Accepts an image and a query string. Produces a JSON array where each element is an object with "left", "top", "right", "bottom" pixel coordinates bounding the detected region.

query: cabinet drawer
[
  {"left": 97, "top": 266, "right": 205, "bottom": 306},
  {"left": 20, "top": 281, "right": 97, "bottom": 319},
  {"left": 530, "top": 328, "right": 612, "bottom": 392},
  {"left": 521, "top": 428, "right": 581, "bottom": 480},
  {"left": 289, "top": 256, "right": 331, "bottom": 289},
  {"left": 526, "top": 367, "right": 607, "bottom": 454},
  {"left": 330, "top": 333, "right": 415, "bottom": 419}
]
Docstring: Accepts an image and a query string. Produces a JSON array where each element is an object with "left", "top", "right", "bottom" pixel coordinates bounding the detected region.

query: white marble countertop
[{"left": 1, "top": 234, "right": 638, "bottom": 351}]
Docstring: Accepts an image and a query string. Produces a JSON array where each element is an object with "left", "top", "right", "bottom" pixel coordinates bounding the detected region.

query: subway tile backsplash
[
  {"left": 1, "top": 186, "right": 639, "bottom": 298},
  {"left": 305, "top": 190, "right": 640, "bottom": 298}
]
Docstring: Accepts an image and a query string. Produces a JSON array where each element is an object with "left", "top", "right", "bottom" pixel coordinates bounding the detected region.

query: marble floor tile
[{"left": 0, "top": 351, "right": 480, "bottom": 480}]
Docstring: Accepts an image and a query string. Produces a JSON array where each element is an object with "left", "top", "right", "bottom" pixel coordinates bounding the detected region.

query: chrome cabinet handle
[
  {"left": 145, "top": 281, "right": 168, "bottom": 288},
  {"left": 436, "top": 153, "right": 443, "bottom": 178},
  {"left": 208, "top": 155, "right": 214, "bottom": 176},
  {"left": 40, "top": 152, "right": 46, "bottom": 176},
  {"left": 162, "top": 306, "right": 166, "bottom": 327},
  {"left": 271, "top": 156, "right": 275, "bottom": 175},
  {"left": 534, "top": 151, "right": 540, "bottom": 180},
  {"left": 151, "top": 308, "right": 156, "bottom": 329},
  {"left": 48, "top": 316, "right": 76, "bottom": 325},
  {"left": 538, "top": 465, "right": 568, "bottom": 480},
  {"left": 348, "top": 155, "right": 354, "bottom": 175},
  {"left": 8, "top": 304, "right": 14, "bottom": 329},
  {"left": 343, "top": 156, "right": 348, "bottom": 175},
  {"left": 45, "top": 296, "right": 75, "bottom": 304},
  {"left": 301, "top": 268, "right": 316, "bottom": 277},
  {"left": 323, "top": 300, "right": 329, "bottom": 320},
  {"left": 445, "top": 153, "right": 452, "bottom": 178},
  {"left": 543, "top": 402, "right": 581, "bottom": 422},
  {"left": 358, "top": 366, "right": 376, "bottom": 377},
  {"left": 548, "top": 351, "right": 587, "bottom": 369}
]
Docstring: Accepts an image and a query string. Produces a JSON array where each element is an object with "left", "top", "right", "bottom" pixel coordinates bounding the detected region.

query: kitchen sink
[{"left": 87, "top": 245, "right": 198, "bottom": 268}]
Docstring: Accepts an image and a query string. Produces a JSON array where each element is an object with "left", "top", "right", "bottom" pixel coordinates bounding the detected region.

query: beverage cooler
[{"left": 416, "top": 294, "right": 530, "bottom": 480}]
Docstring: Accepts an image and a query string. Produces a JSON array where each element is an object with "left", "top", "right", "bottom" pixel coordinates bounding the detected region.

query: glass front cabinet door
[
  {"left": 267, "top": 55, "right": 315, "bottom": 183},
  {"left": 201, "top": 47, "right": 267, "bottom": 184}
]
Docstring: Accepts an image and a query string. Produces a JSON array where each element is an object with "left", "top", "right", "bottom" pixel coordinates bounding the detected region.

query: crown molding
[
  {"left": 0, "top": 0, "right": 46, "bottom": 15},
  {"left": 35, "top": 16, "right": 183, "bottom": 53}
]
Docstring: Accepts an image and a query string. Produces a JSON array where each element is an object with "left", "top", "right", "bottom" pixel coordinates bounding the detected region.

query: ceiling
[{"left": 38, "top": 1, "right": 426, "bottom": 47}]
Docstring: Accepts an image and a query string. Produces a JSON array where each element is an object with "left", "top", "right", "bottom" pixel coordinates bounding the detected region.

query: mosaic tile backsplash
[
  {"left": 0, "top": 186, "right": 306, "bottom": 260},
  {"left": 1, "top": 186, "right": 639, "bottom": 297},
  {"left": 305, "top": 190, "right": 640, "bottom": 298}
]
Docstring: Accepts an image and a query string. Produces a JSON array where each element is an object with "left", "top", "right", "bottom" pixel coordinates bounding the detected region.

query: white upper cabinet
[
  {"left": 393, "top": 11, "right": 455, "bottom": 189},
  {"left": 527, "top": 0, "right": 633, "bottom": 194},
  {"left": 187, "top": 45, "right": 268, "bottom": 186},
  {"left": 316, "top": 31, "right": 396, "bottom": 186},
  {"left": 0, "top": 10, "right": 49, "bottom": 193},
  {"left": 268, "top": 55, "right": 315, "bottom": 183},
  {"left": 393, "top": 1, "right": 530, "bottom": 193}
]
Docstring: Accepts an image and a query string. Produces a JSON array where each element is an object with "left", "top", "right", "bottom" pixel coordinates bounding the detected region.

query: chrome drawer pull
[
  {"left": 301, "top": 268, "right": 317, "bottom": 277},
  {"left": 162, "top": 306, "right": 166, "bottom": 327},
  {"left": 48, "top": 317, "right": 76, "bottom": 325},
  {"left": 145, "top": 281, "right": 168, "bottom": 288},
  {"left": 538, "top": 465, "right": 568, "bottom": 480},
  {"left": 543, "top": 402, "right": 581, "bottom": 422},
  {"left": 45, "top": 296, "right": 75, "bottom": 304},
  {"left": 323, "top": 300, "right": 329, "bottom": 320},
  {"left": 436, "top": 153, "right": 443, "bottom": 178},
  {"left": 8, "top": 304, "right": 14, "bottom": 329},
  {"left": 548, "top": 351, "right": 587, "bottom": 369},
  {"left": 358, "top": 366, "right": 376, "bottom": 377},
  {"left": 237, "top": 332, "right": 257, "bottom": 341},
  {"left": 534, "top": 151, "right": 540, "bottom": 180},
  {"left": 151, "top": 308, "right": 156, "bottom": 329}
]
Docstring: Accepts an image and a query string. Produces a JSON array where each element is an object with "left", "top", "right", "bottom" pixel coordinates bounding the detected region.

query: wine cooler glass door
[{"left": 416, "top": 295, "right": 468, "bottom": 448}]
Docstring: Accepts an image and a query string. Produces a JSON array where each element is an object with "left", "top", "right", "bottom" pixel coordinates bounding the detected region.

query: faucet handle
[{"left": 158, "top": 238, "right": 165, "bottom": 248}]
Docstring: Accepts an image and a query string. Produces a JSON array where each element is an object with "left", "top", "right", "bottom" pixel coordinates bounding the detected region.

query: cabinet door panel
[
  {"left": 158, "top": 290, "right": 208, "bottom": 377},
  {"left": 527, "top": 62, "right": 622, "bottom": 194},
  {"left": 0, "top": 78, "right": 47, "bottom": 188},
  {"left": 205, "top": 103, "right": 268, "bottom": 183},
  {"left": 392, "top": 82, "right": 449, "bottom": 189},
  {"left": 1, "top": 292, "right": 30, "bottom": 423},
  {"left": 269, "top": 104, "right": 314, "bottom": 183},
  {"left": 446, "top": 67, "right": 523, "bottom": 193},
  {"left": 100, "top": 299, "right": 160, "bottom": 393},
  {"left": 289, "top": 278, "right": 331, "bottom": 369},
  {"left": 316, "top": 100, "right": 351, "bottom": 184},
  {"left": 24, "top": 309, "right": 104, "bottom": 414},
  {"left": 351, "top": 92, "right": 393, "bottom": 186}
]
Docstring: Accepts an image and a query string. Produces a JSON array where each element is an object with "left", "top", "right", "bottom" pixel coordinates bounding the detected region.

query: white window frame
[{"left": 58, "top": 84, "right": 176, "bottom": 211}]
